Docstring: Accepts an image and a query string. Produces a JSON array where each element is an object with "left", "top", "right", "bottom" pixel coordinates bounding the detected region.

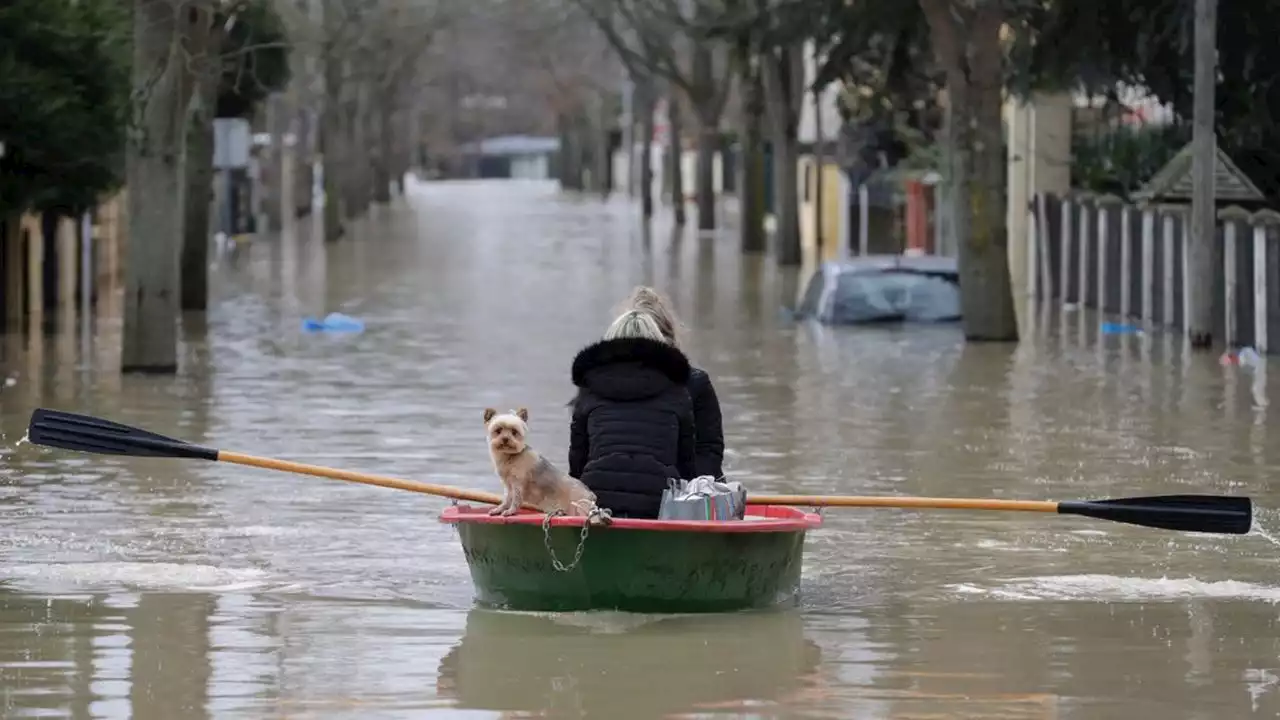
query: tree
[
  {"left": 285, "top": 0, "right": 455, "bottom": 240},
  {"left": 123, "top": 0, "right": 293, "bottom": 371},
  {"left": 126, "top": 0, "right": 285, "bottom": 362},
  {"left": 122, "top": 0, "right": 211, "bottom": 372},
  {"left": 917, "top": 0, "right": 1017, "bottom": 340},
  {"left": 760, "top": 42, "right": 805, "bottom": 264},
  {"left": 720, "top": 0, "right": 1013, "bottom": 322},
  {"left": 215, "top": 1, "right": 291, "bottom": 119},
  {"left": 572, "top": 0, "right": 734, "bottom": 230},
  {"left": 710, "top": 0, "right": 827, "bottom": 263},
  {"left": 1015, "top": 0, "right": 1280, "bottom": 195},
  {"left": 727, "top": 6, "right": 767, "bottom": 252},
  {"left": 497, "top": 0, "right": 621, "bottom": 194},
  {"left": 0, "top": 0, "right": 130, "bottom": 217},
  {"left": 180, "top": 0, "right": 290, "bottom": 312}
]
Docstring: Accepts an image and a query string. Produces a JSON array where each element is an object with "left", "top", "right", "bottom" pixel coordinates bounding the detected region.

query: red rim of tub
[{"left": 439, "top": 504, "right": 823, "bottom": 533}]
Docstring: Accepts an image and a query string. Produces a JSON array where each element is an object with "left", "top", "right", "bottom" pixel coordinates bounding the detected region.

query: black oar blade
[
  {"left": 1058, "top": 494, "right": 1252, "bottom": 535},
  {"left": 27, "top": 408, "right": 217, "bottom": 460}
]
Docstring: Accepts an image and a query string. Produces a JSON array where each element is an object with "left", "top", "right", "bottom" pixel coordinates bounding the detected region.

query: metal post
[{"left": 80, "top": 212, "right": 92, "bottom": 347}]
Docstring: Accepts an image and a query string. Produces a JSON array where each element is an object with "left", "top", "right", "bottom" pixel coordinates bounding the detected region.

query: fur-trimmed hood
[{"left": 571, "top": 337, "right": 692, "bottom": 401}]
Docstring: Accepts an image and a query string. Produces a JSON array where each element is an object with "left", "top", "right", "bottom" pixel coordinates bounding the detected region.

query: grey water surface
[{"left": 2, "top": 180, "right": 1279, "bottom": 719}]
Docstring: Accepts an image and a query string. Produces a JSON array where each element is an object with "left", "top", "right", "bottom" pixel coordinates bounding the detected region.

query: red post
[{"left": 905, "top": 180, "right": 928, "bottom": 255}]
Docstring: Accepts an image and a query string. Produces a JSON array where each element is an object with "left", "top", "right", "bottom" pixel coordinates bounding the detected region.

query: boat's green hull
[{"left": 448, "top": 507, "right": 815, "bottom": 613}]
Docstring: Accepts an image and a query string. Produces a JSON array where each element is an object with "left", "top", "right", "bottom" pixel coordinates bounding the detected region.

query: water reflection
[
  {"left": 0, "top": 591, "right": 220, "bottom": 720},
  {"left": 3, "top": 180, "right": 1280, "bottom": 718},
  {"left": 436, "top": 609, "right": 821, "bottom": 717}
]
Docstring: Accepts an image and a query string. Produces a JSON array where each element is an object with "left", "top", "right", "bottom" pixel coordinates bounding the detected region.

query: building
[{"left": 457, "top": 135, "right": 560, "bottom": 180}]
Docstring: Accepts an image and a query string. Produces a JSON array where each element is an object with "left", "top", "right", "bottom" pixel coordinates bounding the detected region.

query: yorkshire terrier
[{"left": 483, "top": 407, "right": 597, "bottom": 517}]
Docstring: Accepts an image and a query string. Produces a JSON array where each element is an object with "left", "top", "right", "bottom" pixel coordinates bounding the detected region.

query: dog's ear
[
  {"left": 515, "top": 407, "right": 529, "bottom": 422},
  {"left": 483, "top": 408, "right": 497, "bottom": 425}
]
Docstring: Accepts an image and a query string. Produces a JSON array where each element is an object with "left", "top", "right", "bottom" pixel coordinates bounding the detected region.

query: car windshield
[{"left": 829, "top": 270, "right": 961, "bottom": 323}]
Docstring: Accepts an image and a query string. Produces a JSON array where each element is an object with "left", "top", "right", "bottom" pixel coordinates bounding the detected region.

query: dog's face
[{"left": 483, "top": 407, "right": 529, "bottom": 455}]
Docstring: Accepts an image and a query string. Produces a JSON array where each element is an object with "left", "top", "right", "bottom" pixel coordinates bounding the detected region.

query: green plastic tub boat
[{"left": 440, "top": 504, "right": 822, "bottom": 613}]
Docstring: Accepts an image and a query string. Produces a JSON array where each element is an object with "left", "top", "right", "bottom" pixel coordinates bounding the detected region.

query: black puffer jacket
[
  {"left": 688, "top": 368, "right": 724, "bottom": 479},
  {"left": 568, "top": 337, "right": 697, "bottom": 519}
]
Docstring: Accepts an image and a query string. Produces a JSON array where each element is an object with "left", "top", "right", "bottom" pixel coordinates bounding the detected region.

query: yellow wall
[{"left": 799, "top": 156, "right": 845, "bottom": 265}]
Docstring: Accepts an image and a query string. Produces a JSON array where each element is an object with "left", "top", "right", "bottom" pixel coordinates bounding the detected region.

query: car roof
[{"left": 817, "top": 255, "right": 958, "bottom": 280}]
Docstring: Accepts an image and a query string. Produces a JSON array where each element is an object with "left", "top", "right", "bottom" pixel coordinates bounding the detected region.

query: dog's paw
[
  {"left": 500, "top": 507, "right": 520, "bottom": 517},
  {"left": 487, "top": 506, "right": 504, "bottom": 516}
]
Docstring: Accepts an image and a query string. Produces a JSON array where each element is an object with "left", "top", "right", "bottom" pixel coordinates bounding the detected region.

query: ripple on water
[
  {"left": 0, "top": 562, "right": 273, "bottom": 593},
  {"left": 5, "top": 181, "right": 1280, "bottom": 719},
  {"left": 949, "top": 574, "right": 1280, "bottom": 603}
]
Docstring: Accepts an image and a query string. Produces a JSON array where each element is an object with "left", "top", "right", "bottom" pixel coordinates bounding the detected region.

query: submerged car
[{"left": 795, "top": 256, "right": 962, "bottom": 324}]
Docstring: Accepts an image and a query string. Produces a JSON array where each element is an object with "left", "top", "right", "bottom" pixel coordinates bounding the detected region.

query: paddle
[
  {"left": 26, "top": 407, "right": 506, "bottom": 506},
  {"left": 747, "top": 493, "right": 1252, "bottom": 535},
  {"left": 26, "top": 408, "right": 1253, "bottom": 534}
]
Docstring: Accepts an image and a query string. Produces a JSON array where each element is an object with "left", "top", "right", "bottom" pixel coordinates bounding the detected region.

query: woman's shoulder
[{"left": 687, "top": 366, "right": 717, "bottom": 396}]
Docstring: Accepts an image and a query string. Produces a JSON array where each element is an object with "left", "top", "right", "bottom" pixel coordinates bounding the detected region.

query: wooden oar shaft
[
  {"left": 748, "top": 494, "right": 1060, "bottom": 513},
  {"left": 216, "top": 450, "right": 505, "bottom": 505}
]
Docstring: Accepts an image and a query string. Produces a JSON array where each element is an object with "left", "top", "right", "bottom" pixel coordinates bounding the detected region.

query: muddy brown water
[{"left": 3, "top": 180, "right": 1280, "bottom": 719}]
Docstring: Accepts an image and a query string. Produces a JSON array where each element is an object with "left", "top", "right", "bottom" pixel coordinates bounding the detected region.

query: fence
[
  {"left": 1, "top": 192, "right": 125, "bottom": 332},
  {"left": 1028, "top": 193, "right": 1280, "bottom": 353}
]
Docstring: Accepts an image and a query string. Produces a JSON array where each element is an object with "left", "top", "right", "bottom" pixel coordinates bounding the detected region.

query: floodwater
[{"left": 2, "top": 180, "right": 1280, "bottom": 719}]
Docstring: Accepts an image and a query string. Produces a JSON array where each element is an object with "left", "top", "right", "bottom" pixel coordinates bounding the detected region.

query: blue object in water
[
  {"left": 1100, "top": 322, "right": 1141, "bottom": 335},
  {"left": 301, "top": 312, "right": 365, "bottom": 333}
]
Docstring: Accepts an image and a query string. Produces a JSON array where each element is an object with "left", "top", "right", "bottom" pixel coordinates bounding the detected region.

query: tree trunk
[
  {"left": 340, "top": 101, "right": 361, "bottom": 219},
  {"left": 695, "top": 116, "right": 718, "bottom": 231},
  {"left": 321, "top": 110, "right": 343, "bottom": 241},
  {"left": 292, "top": 101, "right": 313, "bottom": 218},
  {"left": 637, "top": 81, "right": 656, "bottom": 219},
  {"left": 321, "top": 39, "right": 344, "bottom": 241},
  {"left": 624, "top": 80, "right": 637, "bottom": 198},
  {"left": 347, "top": 79, "right": 372, "bottom": 218},
  {"left": 739, "top": 58, "right": 766, "bottom": 253},
  {"left": 558, "top": 112, "right": 584, "bottom": 191},
  {"left": 258, "top": 96, "right": 283, "bottom": 234},
  {"left": 178, "top": 7, "right": 222, "bottom": 314},
  {"left": 691, "top": 38, "right": 719, "bottom": 231},
  {"left": 597, "top": 95, "right": 613, "bottom": 198},
  {"left": 373, "top": 93, "right": 393, "bottom": 203},
  {"left": 762, "top": 46, "right": 803, "bottom": 265},
  {"left": 771, "top": 129, "right": 800, "bottom": 264},
  {"left": 390, "top": 108, "right": 410, "bottom": 195},
  {"left": 1188, "top": 0, "right": 1217, "bottom": 347},
  {"left": 668, "top": 91, "right": 686, "bottom": 226},
  {"left": 123, "top": 0, "right": 195, "bottom": 373},
  {"left": 179, "top": 49, "right": 218, "bottom": 313},
  {"left": 556, "top": 112, "right": 569, "bottom": 187},
  {"left": 577, "top": 111, "right": 593, "bottom": 190},
  {"left": 392, "top": 109, "right": 409, "bottom": 195},
  {"left": 920, "top": 0, "right": 1018, "bottom": 341}
]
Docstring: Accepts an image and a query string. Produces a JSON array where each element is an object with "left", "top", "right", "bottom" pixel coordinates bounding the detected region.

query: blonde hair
[
  {"left": 620, "top": 286, "right": 682, "bottom": 346},
  {"left": 603, "top": 309, "right": 667, "bottom": 342}
]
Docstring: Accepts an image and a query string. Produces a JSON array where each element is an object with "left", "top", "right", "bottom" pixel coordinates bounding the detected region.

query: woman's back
[
  {"left": 621, "top": 285, "right": 725, "bottom": 480},
  {"left": 568, "top": 336, "right": 696, "bottom": 518}
]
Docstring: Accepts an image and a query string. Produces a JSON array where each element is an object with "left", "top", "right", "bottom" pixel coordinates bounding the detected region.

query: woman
[
  {"left": 568, "top": 310, "right": 697, "bottom": 518},
  {"left": 624, "top": 287, "right": 725, "bottom": 479}
]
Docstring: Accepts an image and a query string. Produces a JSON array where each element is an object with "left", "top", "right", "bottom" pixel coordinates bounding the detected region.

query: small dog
[{"left": 483, "top": 407, "right": 596, "bottom": 517}]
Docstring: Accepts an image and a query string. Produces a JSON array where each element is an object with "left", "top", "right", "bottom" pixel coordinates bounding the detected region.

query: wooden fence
[
  {"left": 1028, "top": 193, "right": 1280, "bottom": 353},
  {"left": 1, "top": 192, "right": 125, "bottom": 332}
]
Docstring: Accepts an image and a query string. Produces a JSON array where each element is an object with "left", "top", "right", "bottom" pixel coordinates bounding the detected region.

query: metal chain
[{"left": 542, "top": 510, "right": 591, "bottom": 573}]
